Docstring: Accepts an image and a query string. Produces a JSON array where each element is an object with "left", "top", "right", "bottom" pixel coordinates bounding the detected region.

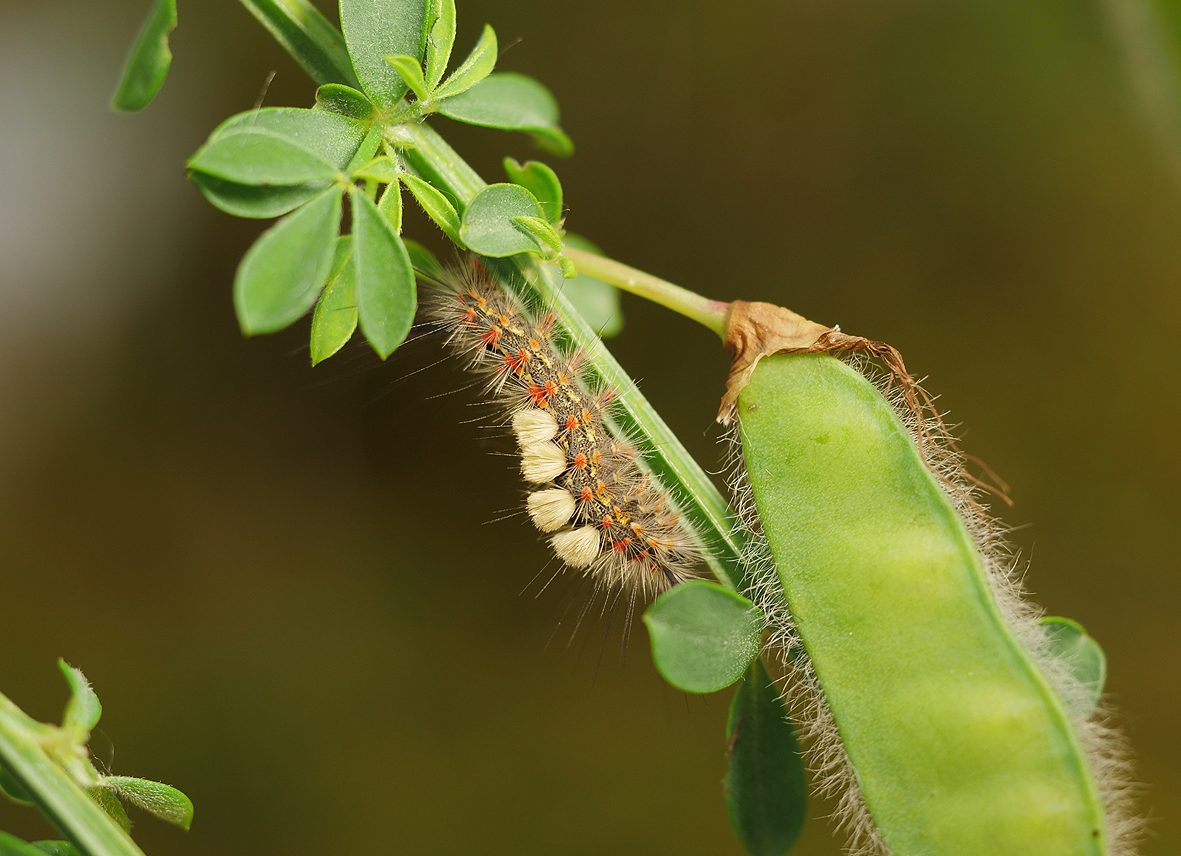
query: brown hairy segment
[{"left": 427, "top": 261, "right": 697, "bottom": 599}]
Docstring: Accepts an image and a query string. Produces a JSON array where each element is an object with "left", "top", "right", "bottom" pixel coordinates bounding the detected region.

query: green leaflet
[
  {"left": 339, "top": 0, "right": 429, "bottom": 108},
  {"left": 189, "top": 130, "right": 340, "bottom": 186},
  {"left": 737, "top": 354, "right": 1106, "bottom": 855},
  {"left": 310, "top": 237, "right": 359, "bottom": 365},
  {"left": 644, "top": 581, "right": 761, "bottom": 694},
  {"left": 105, "top": 777, "right": 194, "bottom": 831},
  {"left": 351, "top": 190, "right": 416, "bottom": 359},
  {"left": 1041, "top": 616, "right": 1107, "bottom": 716},
  {"left": 725, "top": 660, "right": 807, "bottom": 856},
  {"left": 233, "top": 189, "right": 342, "bottom": 335},
  {"left": 502, "top": 157, "right": 563, "bottom": 224},
  {"left": 423, "top": 0, "right": 456, "bottom": 90},
  {"left": 432, "top": 24, "right": 497, "bottom": 101},
  {"left": 437, "top": 72, "right": 573, "bottom": 156},
  {"left": 111, "top": 0, "right": 177, "bottom": 111},
  {"left": 459, "top": 183, "right": 546, "bottom": 257},
  {"left": 239, "top": 0, "right": 359, "bottom": 88}
]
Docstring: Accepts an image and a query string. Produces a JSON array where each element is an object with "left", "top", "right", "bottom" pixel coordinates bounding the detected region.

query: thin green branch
[{"left": 562, "top": 246, "right": 729, "bottom": 338}]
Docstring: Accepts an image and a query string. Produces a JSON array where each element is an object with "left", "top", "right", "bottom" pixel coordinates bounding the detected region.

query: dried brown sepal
[{"left": 717, "top": 300, "right": 1012, "bottom": 506}]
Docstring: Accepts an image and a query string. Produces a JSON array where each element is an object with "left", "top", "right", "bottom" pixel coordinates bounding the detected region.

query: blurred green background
[{"left": 1, "top": 1, "right": 1178, "bottom": 853}]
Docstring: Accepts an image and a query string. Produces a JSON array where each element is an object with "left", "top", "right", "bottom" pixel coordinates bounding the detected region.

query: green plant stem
[
  {"left": 0, "top": 697, "right": 144, "bottom": 856},
  {"left": 562, "top": 246, "right": 729, "bottom": 338},
  {"left": 401, "top": 123, "right": 747, "bottom": 592}
]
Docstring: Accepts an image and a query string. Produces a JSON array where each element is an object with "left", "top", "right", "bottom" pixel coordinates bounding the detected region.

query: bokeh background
[{"left": 2, "top": 1, "right": 1179, "bottom": 853}]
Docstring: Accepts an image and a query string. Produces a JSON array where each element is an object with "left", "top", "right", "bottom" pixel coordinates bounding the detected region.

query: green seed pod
[{"left": 731, "top": 349, "right": 1134, "bottom": 855}]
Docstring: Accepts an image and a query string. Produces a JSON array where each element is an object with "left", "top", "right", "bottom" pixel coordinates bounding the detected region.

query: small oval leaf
[
  {"left": 438, "top": 72, "right": 573, "bottom": 156},
  {"left": 423, "top": 0, "right": 456, "bottom": 90},
  {"left": 58, "top": 660, "right": 101, "bottom": 734},
  {"left": 386, "top": 54, "right": 429, "bottom": 101},
  {"left": 432, "top": 24, "right": 497, "bottom": 101},
  {"left": 105, "top": 776, "right": 194, "bottom": 831},
  {"left": 643, "top": 580, "right": 762, "bottom": 694},
  {"left": 234, "top": 189, "right": 342, "bottom": 335},
  {"left": 352, "top": 191, "right": 416, "bottom": 359},
  {"left": 401, "top": 173, "right": 462, "bottom": 244},
  {"left": 1040, "top": 616, "right": 1107, "bottom": 716},
  {"left": 210, "top": 108, "right": 369, "bottom": 169},
  {"left": 340, "top": 0, "right": 430, "bottom": 108},
  {"left": 112, "top": 0, "right": 177, "bottom": 112},
  {"left": 725, "top": 659, "right": 807, "bottom": 856},
  {"left": 190, "top": 174, "right": 328, "bottom": 220},
  {"left": 310, "top": 237, "right": 358, "bottom": 365},
  {"left": 378, "top": 180, "right": 404, "bottom": 233},
  {"left": 189, "top": 131, "right": 339, "bottom": 186},
  {"left": 503, "top": 157, "right": 563, "bottom": 224},
  {"left": 315, "top": 84, "right": 374, "bottom": 121},
  {"left": 459, "top": 183, "right": 546, "bottom": 258},
  {"left": 511, "top": 215, "right": 563, "bottom": 257},
  {"left": 351, "top": 156, "right": 399, "bottom": 184}
]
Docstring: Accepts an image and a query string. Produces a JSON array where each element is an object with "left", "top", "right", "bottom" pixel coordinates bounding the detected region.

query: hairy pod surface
[{"left": 737, "top": 354, "right": 1106, "bottom": 855}]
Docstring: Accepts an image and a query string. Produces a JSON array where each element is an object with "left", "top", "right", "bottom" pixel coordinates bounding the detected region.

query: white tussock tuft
[
  {"left": 520, "top": 442, "right": 567, "bottom": 483},
  {"left": 527, "top": 488, "right": 577, "bottom": 533},
  {"left": 513, "top": 408, "right": 559, "bottom": 447},
  {"left": 551, "top": 527, "right": 601, "bottom": 569}
]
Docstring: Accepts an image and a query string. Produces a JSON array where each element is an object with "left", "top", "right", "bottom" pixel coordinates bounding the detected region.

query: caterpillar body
[{"left": 425, "top": 261, "right": 698, "bottom": 600}]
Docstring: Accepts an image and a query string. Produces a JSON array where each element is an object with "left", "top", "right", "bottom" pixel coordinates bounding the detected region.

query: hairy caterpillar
[{"left": 423, "top": 260, "right": 698, "bottom": 601}]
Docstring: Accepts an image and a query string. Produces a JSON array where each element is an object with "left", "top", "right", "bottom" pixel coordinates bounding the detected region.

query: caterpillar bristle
[{"left": 425, "top": 259, "right": 699, "bottom": 600}]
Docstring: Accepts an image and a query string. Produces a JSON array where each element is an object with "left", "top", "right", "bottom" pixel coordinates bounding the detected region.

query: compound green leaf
[
  {"left": 58, "top": 661, "right": 101, "bottom": 735},
  {"left": 503, "top": 157, "right": 563, "bottom": 223},
  {"left": 239, "top": 0, "right": 359, "bottom": 88},
  {"left": 310, "top": 237, "right": 358, "bottom": 365},
  {"left": 315, "top": 83, "right": 374, "bottom": 121},
  {"left": 351, "top": 190, "right": 416, "bottom": 358},
  {"left": 189, "top": 130, "right": 340, "bottom": 186},
  {"left": 105, "top": 777, "right": 194, "bottom": 831},
  {"left": 111, "top": 0, "right": 177, "bottom": 112},
  {"left": 432, "top": 24, "right": 497, "bottom": 101},
  {"left": 1040, "top": 616, "right": 1107, "bottom": 716},
  {"left": 438, "top": 72, "right": 573, "bottom": 156},
  {"left": 725, "top": 659, "right": 807, "bottom": 856},
  {"left": 402, "top": 173, "right": 462, "bottom": 244},
  {"left": 423, "top": 0, "right": 456, "bottom": 90},
  {"left": 234, "top": 189, "right": 342, "bottom": 334},
  {"left": 559, "top": 234, "right": 622, "bottom": 338},
  {"left": 643, "top": 580, "right": 762, "bottom": 694},
  {"left": 458, "top": 183, "right": 545, "bottom": 257},
  {"left": 340, "top": 0, "right": 429, "bottom": 108}
]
